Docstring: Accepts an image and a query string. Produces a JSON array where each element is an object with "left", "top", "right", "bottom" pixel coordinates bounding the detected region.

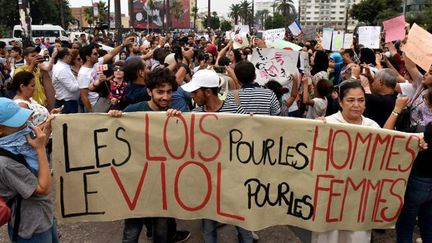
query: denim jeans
[
  {"left": 8, "top": 222, "right": 59, "bottom": 243},
  {"left": 202, "top": 219, "right": 253, "bottom": 243},
  {"left": 396, "top": 175, "right": 432, "bottom": 243},
  {"left": 55, "top": 99, "right": 78, "bottom": 114},
  {"left": 122, "top": 217, "right": 176, "bottom": 243}
]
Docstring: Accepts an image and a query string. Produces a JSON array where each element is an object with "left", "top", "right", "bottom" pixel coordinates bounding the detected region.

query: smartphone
[
  {"left": 255, "top": 32, "right": 263, "bottom": 39},
  {"left": 28, "top": 122, "right": 37, "bottom": 139},
  {"left": 44, "top": 56, "right": 50, "bottom": 62}
]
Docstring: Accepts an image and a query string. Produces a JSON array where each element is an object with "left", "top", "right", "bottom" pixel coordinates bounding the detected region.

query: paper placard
[
  {"left": 383, "top": 15, "right": 406, "bottom": 43},
  {"left": 53, "top": 113, "right": 419, "bottom": 232},
  {"left": 403, "top": 23, "right": 432, "bottom": 71},
  {"left": 251, "top": 48, "right": 299, "bottom": 85},
  {"left": 358, "top": 26, "right": 381, "bottom": 49},
  {"left": 322, "top": 29, "right": 333, "bottom": 50},
  {"left": 331, "top": 31, "right": 345, "bottom": 51},
  {"left": 234, "top": 25, "right": 250, "bottom": 33},
  {"left": 343, "top": 33, "right": 354, "bottom": 49},
  {"left": 233, "top": 33, "right": 250, "bottom": 49},
  {"left": 263, "top": 28, "right": 286, "bottom": 43}
]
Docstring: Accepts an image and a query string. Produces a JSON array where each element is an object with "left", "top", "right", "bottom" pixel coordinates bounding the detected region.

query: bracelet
[{"left": 391, "top": 111, "right": 400, "bottom": 116}]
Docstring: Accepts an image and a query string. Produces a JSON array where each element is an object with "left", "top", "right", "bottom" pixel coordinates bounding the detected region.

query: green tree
[
  {"left": 239, "top": 0, "right": 252, "bottom": 25},
  {"left": 407, "top": 6, "right": 432, "bottom": 32},
  {"left": 0, "top": 0, "right": 74, "bottom": 32},
  {"left": 170, "top": 0, "right": 184, "bottom": 23},
  {"left": 83, "top": 1, "right": 109, "bottom": 26},
  {"left": 264, "top": 13, "right": 285, "bottom": 29},
  {"left": 220, "top": 20, "right": 233, "bottom": 31},
  {"left": 350, "top": 0, "right": 402, "bottom": 25},
  {"left": 275, "top": 0, "right": 296, "bottom": 26},
  {"left": 203, "top": 12, "right": 220, "bottom": 29},
  {"left": 229, "top": 4, "right": 241, "bottom": 25},
  {"left": 191, "top": 6, "right": 198, "bottom": 31}
]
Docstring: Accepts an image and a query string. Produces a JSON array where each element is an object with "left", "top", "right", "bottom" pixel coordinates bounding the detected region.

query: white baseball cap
[{"left": 181, "top": 69, "right": 220, "bottom": 92}]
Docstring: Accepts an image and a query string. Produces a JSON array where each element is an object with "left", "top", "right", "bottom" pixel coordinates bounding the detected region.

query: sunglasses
[{"left": 113, "top": 67, "right": 123, "bottom": 71}]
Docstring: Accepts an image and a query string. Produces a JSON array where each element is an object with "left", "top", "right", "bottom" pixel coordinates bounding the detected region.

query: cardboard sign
[
  {"left": 331, "top": 31, "right": 344, "bottom": 51},
  {"left": 233, "top": 33, "right": 249, "bottom": 49},
  {"left": 358, "top": 26, "right": 381, "bottom": 49},
  {"left": 403, "top": 23, "right": 432, "bottom": 71},
  {"left": 235, "top": 25, "right": 250, "bottom": 33},
  {"left": 322, "top": 29, "right": 333, "bottom": 50},
  {"left": 343, "top": 33, "right": 354, "bottom": 49},
  {"left": 52, "top": 113, "right": 419, "bottom": 231},
  {"left": 383, "top": 15, "right": 406, "bottom": 43},
  {"left": 263, "top": 28, "right": 286, "bottom": 44},
  {"left": 250, "top": 48, "right": 299, "bottom": 85}
]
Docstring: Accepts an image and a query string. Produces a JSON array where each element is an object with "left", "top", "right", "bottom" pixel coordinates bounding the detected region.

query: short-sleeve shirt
[
  {"left": 193, "top": 99, "right": 246, "bottom": 114},
  {"left": 77, "top": 58, "right": 104, "bottom": 106},
  {"left": 0, "top": 156, "right": 53, "bottom": 239},
  {"left": 306, "top": 97, "right": 327, "bottom": 119},
  {"left": 226, "top": 85, "right": 281, "bottom": 115}
]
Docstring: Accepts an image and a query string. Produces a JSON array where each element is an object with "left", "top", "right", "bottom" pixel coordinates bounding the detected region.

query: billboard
[{"left": 133, "top": 0, "right": 190, "bottom": 29}]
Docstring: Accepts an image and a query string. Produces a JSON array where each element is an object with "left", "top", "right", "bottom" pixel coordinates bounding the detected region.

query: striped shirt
[
  {"left": 193, "top": 99, "right": 246, "bottom": 114},
  {"left": 226, "top": 85, "right": 281, "bottom": 115}
]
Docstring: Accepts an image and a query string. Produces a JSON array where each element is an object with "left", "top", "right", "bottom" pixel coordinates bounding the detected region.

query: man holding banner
[
  {"left": 110, "top": 68, "right": 191, "bottom": 243},
  {"left": 180, "top": 69, "right": 252, "bottom": 243}
]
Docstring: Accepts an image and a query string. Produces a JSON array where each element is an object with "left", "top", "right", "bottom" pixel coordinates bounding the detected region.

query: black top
[
  {"left": 411, "top": 123, "right": 432, "bottom": 178},
  {"left": 364, "top": 93, "right": 396, "bottom": 127}
]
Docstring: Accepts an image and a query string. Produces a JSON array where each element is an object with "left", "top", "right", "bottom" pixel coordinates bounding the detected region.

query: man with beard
[{"left": 110, "top": 68, "right": 191, "bottom": 243}]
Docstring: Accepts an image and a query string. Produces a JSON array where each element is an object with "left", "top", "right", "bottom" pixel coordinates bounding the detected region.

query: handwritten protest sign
[
  {"left": 358, "top": 26, "right": 381, "bottom": 49},
  {"left": 322, "top": 29, "right": 333, "bottom": 50},
  {"left": 233, "top": 33, "right": 249, "bottom": 49},
  {"left": 331, "top": 31, "right": 344, "bottom": 51},
  {"left": 250, "top": 48, "right": 299, "bottom": 85},
  {"left": 383, "top": 15, "right": 406, "bottom": 43},
  {"left": 235, "top": 25, "right": 250, "bottom": 33},
  {"left": 343, "top": 33, "right": 354, "bottom": 49},
  {"left": 263, "top": 28, "right": 286, "bottom": 44},
  {"left": 52, "top": 113, "right": 419, "bottom": 232},
  {"left": 225, "top": 31, "right": 235, "bottom": 40},
  {"left": 266, "top": 40, "right": 302, "bottom": 51},
  {"left": 403, "top": 23, "right": 432, "bottom": 71}
]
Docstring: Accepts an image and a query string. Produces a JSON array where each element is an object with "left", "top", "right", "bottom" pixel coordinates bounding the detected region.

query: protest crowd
[{"left": 0, "top": 14, "right": 432, "bottom": 243}]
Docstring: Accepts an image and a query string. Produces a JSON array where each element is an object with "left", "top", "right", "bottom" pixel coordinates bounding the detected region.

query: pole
[
  {"left": 128, "top": 0, "right": 134, "bottom": 31},
  {"left": 18, "top": 0, "right": 32, "bottom": 48},
  {"left": 114, "top": 0, "right": 122, "bottom": 44},
  {"left": 251, "top": 0, "right": 254, "bottom": 32},
  {"left": 344, "top": 0, "right": 349, "bottom": 32},
  {"left": 59, "top": 0, "right": 65, "bottom": 28},
  {"left": 207, "top": 0, "right": 210, "bottom": 29},
  {"left": 107, "top": 0, "right": 111, "bottom": 30}
]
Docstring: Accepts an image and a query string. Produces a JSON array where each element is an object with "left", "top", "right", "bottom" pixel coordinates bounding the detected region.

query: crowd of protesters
[{"left": 0, "top": 23, "right": 431, "bottom": 243}]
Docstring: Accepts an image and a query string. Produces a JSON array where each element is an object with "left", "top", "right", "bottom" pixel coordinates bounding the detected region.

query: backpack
[{"left": 0, "top": 147, "right": 27, "bottom": 241}]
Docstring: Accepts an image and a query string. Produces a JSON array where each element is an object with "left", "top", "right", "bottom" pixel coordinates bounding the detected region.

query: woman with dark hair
[
  {"left": 312, "top": 80, "right": 379, "bottom": 243},
  {"left": 310, "top": 50, "right": 329, "bottom": 83}
]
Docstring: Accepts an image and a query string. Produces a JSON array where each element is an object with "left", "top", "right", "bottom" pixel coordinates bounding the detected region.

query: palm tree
[
  {"left": 207, "top": 0, "right": 211, "bottom": 29},
  {"left": 170, "top": 0, "right": 184, "bottom": 24},
  {"left": 255, "top": 10, "right": 264, "bottom": 29},
  {"left": 239, "top": 0, "right": 252, "bottom": 25},
  {"left": 191, "top": 6, "right": 198, "bottom": 31},
  {"left": 262, "top": 9, "right": 269, "bottom": 21},
  {"left": 229, "top": 4, "right": 241, "bottom": 25},
  {"left": 275, "top": 0, "right": 297, "bottom": 25},
  {"left": 83, "top": 1, "right": 109, "bottom": 27},
  {"left": 271, "top": 2, "right": 278, "bottom": 17}
]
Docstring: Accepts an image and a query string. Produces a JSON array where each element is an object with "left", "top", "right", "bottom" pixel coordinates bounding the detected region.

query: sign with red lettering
[
  {"left": 52, "top": 113, "right": 419, "bottom": 231},
  {"left": 250, "top": 48, "right": 299, "bottom": 86}
]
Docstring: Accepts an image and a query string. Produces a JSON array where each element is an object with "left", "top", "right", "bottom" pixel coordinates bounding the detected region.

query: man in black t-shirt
[{"left": 364, "top": 68, "right": 398, "bottom": 127}]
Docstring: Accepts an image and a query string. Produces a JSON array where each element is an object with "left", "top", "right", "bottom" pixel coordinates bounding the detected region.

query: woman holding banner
[
  {"left": 395, "top": 55, "right": 432, "bottom": 243},
  {"left": 312, "top": 80, "right": 379, "bottom": 243}
]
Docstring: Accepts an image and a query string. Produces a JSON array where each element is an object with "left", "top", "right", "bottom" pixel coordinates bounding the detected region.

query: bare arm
[
  {"left": 383, "top": 96, "right": 409, "bottom": 130},
  {"left": 26, "top": 127, "right": 51, "bottom": 195}
]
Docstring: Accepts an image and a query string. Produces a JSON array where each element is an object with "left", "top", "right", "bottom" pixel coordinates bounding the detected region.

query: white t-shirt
[
  {"left": 306, "top": 97, "right": 327, "bottom": 119},
  {"left": 77, "top": 58, "right": 104, "bottom": 106}
]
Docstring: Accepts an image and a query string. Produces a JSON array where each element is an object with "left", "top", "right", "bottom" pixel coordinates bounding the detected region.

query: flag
[{"left": 288, "top": 20, "right": 303, "bottom": 37}]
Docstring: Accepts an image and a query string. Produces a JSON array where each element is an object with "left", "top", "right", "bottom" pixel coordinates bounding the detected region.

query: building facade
[
  {"left": 405, "top": 0, "right": 432, "bottom": 16},
  {"left": 299, "top": 0, "right": 361, "bottom": 31}
]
